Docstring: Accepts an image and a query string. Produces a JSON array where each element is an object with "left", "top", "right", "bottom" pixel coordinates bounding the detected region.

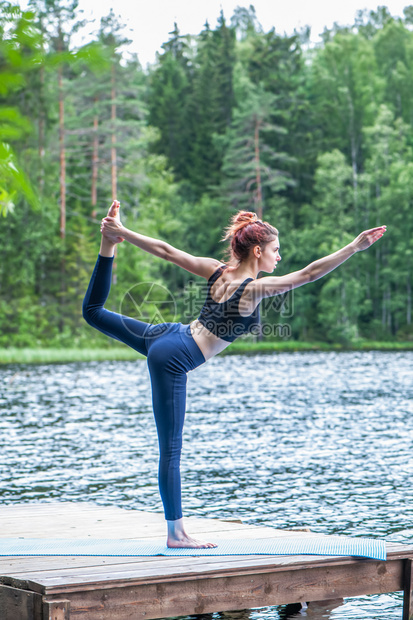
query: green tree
[
  {"left": 311, "top": 150, "right": 361, "bottom": 342},
  {"left": 243, "top": 27, "right": 312, "bottom": 213},
  {"left": 0, "top": 3, "right": 41, "bottom": 213},
  {"left": 218, "top": 75, "right": 294, "bottom": 217},
  {"left": 184, "top": 16, "right": 238, "bottom": 195},
  {"left": 310, "top": 31, "right": 382, "bottom": 201},
  {"left": 373, "top": 19, "right": 413, "bottom": 123},
  {"left": 360, "top": 105, "right": 413, "bottom": 338},
  {"left": 230, "top": 5, "right": 262, "bottom": 40},
  {"left": 147, "top": 24, "right": 192, "bottom": 181}
]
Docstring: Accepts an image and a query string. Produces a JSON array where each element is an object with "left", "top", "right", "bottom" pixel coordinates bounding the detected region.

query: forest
[{"left": 1, "top": 0, "right": 413, "bottom": 350}]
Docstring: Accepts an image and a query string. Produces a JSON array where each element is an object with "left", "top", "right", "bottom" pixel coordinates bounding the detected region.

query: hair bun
[
  {"left": 223, "top": 211, "right": 258, "bottom": 240},
  {"left": 234, "top": 211, "right": 257, "bottom": 226}
]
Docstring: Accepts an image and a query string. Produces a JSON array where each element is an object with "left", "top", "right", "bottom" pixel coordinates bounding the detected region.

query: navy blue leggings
[{"left": 82, "top": 255, "right": 206, "bottom": 520}]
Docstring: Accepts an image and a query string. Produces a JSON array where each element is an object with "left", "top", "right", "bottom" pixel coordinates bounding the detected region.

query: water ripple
[{"left": 1, "top": 351, "right": 412, "bottom": 619}]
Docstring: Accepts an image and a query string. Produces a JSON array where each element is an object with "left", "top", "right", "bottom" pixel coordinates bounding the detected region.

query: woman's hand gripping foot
[{"left": 167, "top": 518, "right": 217, "bottom": 549}]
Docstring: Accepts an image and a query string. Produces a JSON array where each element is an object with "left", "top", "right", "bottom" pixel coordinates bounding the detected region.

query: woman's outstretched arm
[
  {"left": 101, "top": 214, "right": 221, "bottom": 279},
  {"left": 253, "top": 226, "right": 387, "bottom": 300}
]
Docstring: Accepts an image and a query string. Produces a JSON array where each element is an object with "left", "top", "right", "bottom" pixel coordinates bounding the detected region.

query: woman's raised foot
[
  {"left": 107, "top": 199, "right": 120, "bottom": 219},
  {"left": 101, "top": 200, "right": 124, "bottom": 243}
]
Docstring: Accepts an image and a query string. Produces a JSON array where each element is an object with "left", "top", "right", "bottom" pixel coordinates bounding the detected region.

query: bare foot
[
  {"left": 167, "top": 518, "right": 217, "bottom": 549},
  {"left": 167, "top": 534, "right": 217, "bottom": 549},
  {"left": 101, "top": 200, "right": 124, "bottom": 243},
  {"left": 107, "top": 199, "right": 120, "bottom": 219}
]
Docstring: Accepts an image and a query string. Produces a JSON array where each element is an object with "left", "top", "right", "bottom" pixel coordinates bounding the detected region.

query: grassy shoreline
[{"left": 1, "top": 341, "right": 412, "bottom": 365}]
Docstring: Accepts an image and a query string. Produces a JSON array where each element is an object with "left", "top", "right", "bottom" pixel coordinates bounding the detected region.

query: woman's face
[{"left": 259, "top": 237, "right": 281, "bottom": 273}]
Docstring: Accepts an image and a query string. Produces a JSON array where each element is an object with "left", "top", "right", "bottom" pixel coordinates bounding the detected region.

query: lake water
[{"left": 1, "top": 351, "right": 412, "bottom": 619}]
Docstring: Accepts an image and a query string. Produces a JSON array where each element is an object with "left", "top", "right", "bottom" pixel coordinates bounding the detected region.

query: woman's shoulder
[{"left": 207, "top": 263, "right": 227, "bottom": 282}]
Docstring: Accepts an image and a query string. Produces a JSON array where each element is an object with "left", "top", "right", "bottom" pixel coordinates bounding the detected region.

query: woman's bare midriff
[{"left": 189, "top": 319, "right": 231, "bottom": 361}]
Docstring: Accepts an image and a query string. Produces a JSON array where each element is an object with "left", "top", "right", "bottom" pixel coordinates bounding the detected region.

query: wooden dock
[{"left": 0, "top": 502, "right": 412, "bottom": 620}]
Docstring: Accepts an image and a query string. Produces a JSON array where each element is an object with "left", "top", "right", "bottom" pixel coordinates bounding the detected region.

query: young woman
[{"left": 83, "top": 200, "right": 386, "bottom": 548}]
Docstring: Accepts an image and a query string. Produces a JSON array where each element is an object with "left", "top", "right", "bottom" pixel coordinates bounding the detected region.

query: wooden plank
[
  {"left": 388, "top": 545, "right": 413, "bottom": 557},
  {"left": 0, "top": 506, "right": 241, "bottom": 526},
  {"left": 1, "top": 552, "right": 277, "bottom": 576},
  {"left": 0, "top": 583, "right": 42, "bottom": 620},
  {"left": 0, "top": 517, "right": 294, "bottom": 540},
  {"left": 0, "top": 523, "right": 302, "bottom": 540},
  {"left": 43, "top": 598, "right": 71, "bottom": 620},
  {"left": 0, "top": 554, "right": 181, "bottom": 574},
  {"left": 403, "top": 558, "right": 413, "bottom": 620},
  {"left": 40, "top": 560, "right": 405, "bottom": 620},
  {"left": 0, "top": 503, "right": 117, "bottom": 516},
  {"left": 1, "top": 557, "right": 399, "bottom": 595},
  {"left": 1, "top": 557, "right": 334, "bottom": 593},
  {"left": 2, "top": 554, "right": 295, "bottom": 583}
]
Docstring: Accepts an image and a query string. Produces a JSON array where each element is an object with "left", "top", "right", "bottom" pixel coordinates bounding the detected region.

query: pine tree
[
  {"left": 186, "top": 18, "right": 237, "bottom": 194},
  {"left": 218, "top": 77, "right": 294, "bottom": 217},
  {"left": 147, "top": 24, "right": 192, "bottom": 180}
]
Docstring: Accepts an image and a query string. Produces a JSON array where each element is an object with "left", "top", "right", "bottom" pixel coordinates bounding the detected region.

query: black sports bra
[{"left": 197, "top": 265, "right": 260, "bottom": 342}]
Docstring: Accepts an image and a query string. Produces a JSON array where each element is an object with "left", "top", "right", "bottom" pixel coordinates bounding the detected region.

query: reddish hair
[{"left": 223, "top": 211, "right": 278, "bottom": 262}]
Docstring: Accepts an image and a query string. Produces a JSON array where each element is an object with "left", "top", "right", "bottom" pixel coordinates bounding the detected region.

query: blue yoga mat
[{"left": 0, "top": 535, "right": 386, "bottom": 560}]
